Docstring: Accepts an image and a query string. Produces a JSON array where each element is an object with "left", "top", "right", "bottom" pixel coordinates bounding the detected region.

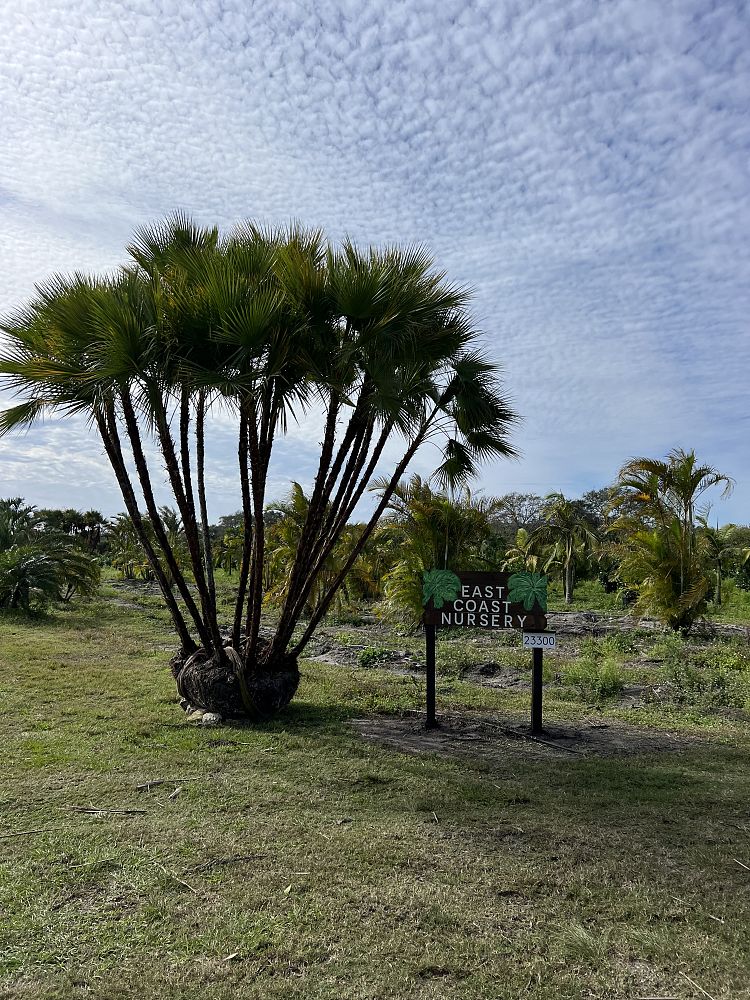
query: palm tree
[
  {"left": 610, "top": 449, "right": 733, "bottom": 631},
  {"left": 375, "top": 474, "right": 503, "bottom": 622},
  {"left": 500, "top": 527, "right": 557, "bottom": 576},
  {"left": 533, "top": 493, "right": 596, "bottom": 604},
  {"left": 264, "top": 483, "right": 363, "bottom": 615},
  {"left": 696, "top": 515, "right": 740, "bottom": 607},
  {"left": 0, "top": 498, "right": 100, "bottom": 609},
  {"left": 106, "top": 514, "right": 155, "bottom": 580},
  {"left": 0, "top": 215, "right": 517, "bottom": 717}
]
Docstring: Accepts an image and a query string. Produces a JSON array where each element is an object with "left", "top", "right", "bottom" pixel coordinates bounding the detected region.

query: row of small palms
[
  {"left": 96, "top": 445, "right": 744, "bottom": 635},
  {"left": 366, "top": 449, "right": 742, "bottom": 631}
]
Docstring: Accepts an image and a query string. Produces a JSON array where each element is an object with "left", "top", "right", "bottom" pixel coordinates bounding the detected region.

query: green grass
[
  {"left": 708, "top": 580, "right": 750, "bottom": 624},
  {"left": 1, "top": 594, "right": 750, "bottom": 998},
  {"left": 546, "top": 578, "right": 626, "bottom": 613}
]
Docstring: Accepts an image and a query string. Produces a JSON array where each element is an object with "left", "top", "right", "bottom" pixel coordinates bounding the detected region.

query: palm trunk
[
  {"left": 153, "top": 389, "right": 216, "bottom": 643},
  {"left": 293, "top": 406, "right": 440, "bottom": 655},
  {"left": 244, "top": 406, "right": 267, "bottom": 664},
  {"left": 195, "top": 391, "right": 223, "bottom": 654},
  {"left": 95, "top": 408, "right": 196, "bottom": 654},
  {"left": 233, "top": 405, "right": 252, "bottom": 649},
  {"left": 119, "top": 390, "right": 213, "bottom": 651}
]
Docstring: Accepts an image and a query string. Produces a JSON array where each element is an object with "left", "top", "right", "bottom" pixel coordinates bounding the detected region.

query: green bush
[
  {"left": 564, "top": 656, "right": 625, "bottom": 701},
  {"left": 667, "top": 659, "right": 750, "bottom": 709},
  {"left": 358, "top": 646, "right": 396, "bottom": 668},
  {"left": 643, "top": 633, "right": 684, "bottom": 663}
]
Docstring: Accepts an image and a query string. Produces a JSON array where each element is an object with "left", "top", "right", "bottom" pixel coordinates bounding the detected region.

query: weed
[
  {"left": 644, "top": 632, "right": 684, "bottom": 662},
  {"left": 564, "top": 656, "right": 625, "bottom": 701},
  {"left": 358, "top": 646, "right": 397, "bottom": 668}
]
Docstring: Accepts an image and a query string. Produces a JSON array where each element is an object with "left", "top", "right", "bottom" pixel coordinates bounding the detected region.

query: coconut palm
[{"left": 0, "top": 215, "right": 516, "bottom": 717}]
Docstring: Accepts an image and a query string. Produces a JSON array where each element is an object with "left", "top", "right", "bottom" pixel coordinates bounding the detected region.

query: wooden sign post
[{"left": 421, "top": 569, "right": 554, "bottom": 734}]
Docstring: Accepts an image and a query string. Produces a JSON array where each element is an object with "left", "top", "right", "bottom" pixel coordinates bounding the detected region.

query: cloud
[{"left": 1, "top": 0, "right": 748, "bottom": 522}]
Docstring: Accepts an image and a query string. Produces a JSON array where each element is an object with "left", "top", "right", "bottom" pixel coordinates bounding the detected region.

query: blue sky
[{"left": 1, "top": 0, "right": 749, "bottom": 522}]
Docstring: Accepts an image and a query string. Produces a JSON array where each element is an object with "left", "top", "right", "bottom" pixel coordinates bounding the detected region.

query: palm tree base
[{"left": 171, "top": 644, "right": 300, "bottom": 719}]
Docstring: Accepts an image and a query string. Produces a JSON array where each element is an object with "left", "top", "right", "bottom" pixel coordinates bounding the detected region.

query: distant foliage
[
  {"left": 375, "top": 475, "right": 503, "bottom": 623},
  {"left": 610, "top": 449, "right": 733, "bottom": 633},
  {"left": 0, "top": 498, "right": 100, "bottom": 611}
]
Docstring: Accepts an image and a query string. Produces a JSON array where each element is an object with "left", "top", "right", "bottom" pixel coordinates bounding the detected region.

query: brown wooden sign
[{"left": 421, "top": 570, "right": 547, "bottom": 631}]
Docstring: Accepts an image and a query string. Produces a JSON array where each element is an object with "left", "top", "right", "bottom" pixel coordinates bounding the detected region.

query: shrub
[
  {"left": 358, "top": 647, "right": 396, "bottom": 668},
  {"left": 667, "top": 659, "right": 750, "bottom": 709},
  {"left": 565, "top": 656, "right": 624, "bottom": 701}
]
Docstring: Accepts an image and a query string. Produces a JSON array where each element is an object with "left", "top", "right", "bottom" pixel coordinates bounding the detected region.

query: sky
[{"left": 0, "top": 0, "right": 749, "bottom": 523}]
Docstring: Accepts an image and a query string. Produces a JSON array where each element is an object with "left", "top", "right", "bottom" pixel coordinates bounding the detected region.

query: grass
[
  {"left": 546, "top": 578, "right": 626, "bottom": 613},
  {"left": 708, "top": 580, "right": 750, "bottom": 624},
  {"left": 1, "top": 592, "right": 750, "bottom": 998}
]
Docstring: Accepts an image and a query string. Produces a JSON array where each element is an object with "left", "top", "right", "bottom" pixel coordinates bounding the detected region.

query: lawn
[{"left": 1, "top": 589, "right": 749, "bottom": 999}]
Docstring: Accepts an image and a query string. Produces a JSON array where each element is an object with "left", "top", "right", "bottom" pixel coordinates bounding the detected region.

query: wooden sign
[{"left": 422, "top": 570, "right": 547, "bottom": 631}]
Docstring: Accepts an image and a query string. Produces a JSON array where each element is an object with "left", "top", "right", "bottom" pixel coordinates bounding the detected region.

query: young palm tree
[
  {"left": 0, "top": 215, "right": 517, "bottom": 717},
  {"left": 695, "top": 515, "right": 740, "bottom": 607},
  {"left": 500, "top": 527, "right": 557, "bottom": 576},
  {"left": 533, "top": 493, "right": 597, "bottom": 604},
  {"left": 610, "top": 449, "right": 733, "bottom": 631},
  {"left": 375, "top": 474, "right": 503, "bottom": 622},
  {"left": 264, "top": 483, "right": 365, "bottom": 615},
  {"left": 0, "top": 498, "right": 100, "bottom": 609}
]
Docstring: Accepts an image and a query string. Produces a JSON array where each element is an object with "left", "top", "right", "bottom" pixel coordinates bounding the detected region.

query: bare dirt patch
[{"left": 349, "top": 711, "right": 699, "bottom": 764}]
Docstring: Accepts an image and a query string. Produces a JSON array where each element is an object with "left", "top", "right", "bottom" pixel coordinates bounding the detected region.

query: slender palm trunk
[
  {"left": 95, "top": 408, "right": 196, "bottom": 654},
  {"left": 195, "top": 391, "right": 223, "bottom": 655},
  {"left": 153, "top": 390, "right": 216, "bottom": 643},
  {"left": 233, "top": 405, "right": 252, "bottom": 649},
  {"left": 119, "top": 390, "right": 213, "bottom": 651},
  {"left": 293, "top": 404, "right": 441, "bottom": 656}
]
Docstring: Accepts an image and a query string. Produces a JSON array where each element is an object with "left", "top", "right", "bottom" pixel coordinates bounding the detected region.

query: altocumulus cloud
[{"left": 0, "top": 0, "right": 748, "bottom": 519}]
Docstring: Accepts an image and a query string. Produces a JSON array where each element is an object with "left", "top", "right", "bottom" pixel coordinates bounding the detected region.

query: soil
[
  {"left": 349, "top": 711, "right": 698, "bottom": 763},
  {"left": 307, "top": 609, "right": 750, "bottom": 716}
]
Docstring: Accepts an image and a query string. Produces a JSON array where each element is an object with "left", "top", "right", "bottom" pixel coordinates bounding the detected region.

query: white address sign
[{"left": 522, "top": 632, "right": 556, "bottom": 649}]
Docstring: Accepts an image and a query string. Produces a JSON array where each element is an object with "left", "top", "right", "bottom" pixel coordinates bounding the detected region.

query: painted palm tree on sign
[{"left": 0, "top": 215, "right": 517, "bottom": 718}]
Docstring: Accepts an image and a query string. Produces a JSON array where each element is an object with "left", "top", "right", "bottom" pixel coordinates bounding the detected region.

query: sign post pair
[{"left": 421, "top": 569, "right": 555, "bottom": 734}]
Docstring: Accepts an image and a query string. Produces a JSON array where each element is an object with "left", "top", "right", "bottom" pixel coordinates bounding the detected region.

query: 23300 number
[{"left": 522, "top": 632, "right": 556, "bottom": 649}]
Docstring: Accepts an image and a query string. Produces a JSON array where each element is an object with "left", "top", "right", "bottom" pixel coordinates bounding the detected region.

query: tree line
[{"left": 2, "top": 447, "right": 747, "bottom": 634}]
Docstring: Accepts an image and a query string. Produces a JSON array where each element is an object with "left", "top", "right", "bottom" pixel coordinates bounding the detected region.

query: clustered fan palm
[{"left": 0, "top": 215, "right": 517, "bottom": 717}]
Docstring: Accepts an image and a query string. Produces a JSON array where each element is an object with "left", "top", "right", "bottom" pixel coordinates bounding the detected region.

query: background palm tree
[
  {"left": 0, "top": 498, "right": 100, "bottom": 610},
  {"left": 696, "top": 514, "right": 740, "bottom": 607},
  {"left": 610, "top": 449, "right": 733, "bottom": 632},
  {"left": 533, "top": 493, "right": 597, "bottom": 604},
  {"left": 374, "top": 474, "right": 503, "bottom": 622},
  {"left": 500, "top": 527, "right": 557, "bottom": 576}
]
